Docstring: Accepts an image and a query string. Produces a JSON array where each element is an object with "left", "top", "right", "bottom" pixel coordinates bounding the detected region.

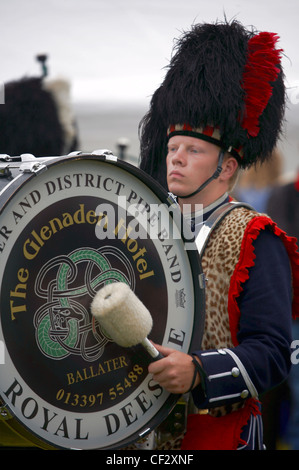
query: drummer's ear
[
  {"left": 218, "top": 156, "right": 240, "bottom": 192},
  {"left": 220, "top": 156, "right": 239, "bottom": 181}
]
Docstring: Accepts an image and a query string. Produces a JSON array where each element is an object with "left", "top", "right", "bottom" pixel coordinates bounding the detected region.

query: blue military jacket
[{"left": 186, "top": 196, "right": 298, "bottom": 449}]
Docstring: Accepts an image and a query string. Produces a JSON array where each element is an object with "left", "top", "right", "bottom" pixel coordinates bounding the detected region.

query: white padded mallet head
[{"left": 90, "top": 282, "right": 161, "bottom": 359}]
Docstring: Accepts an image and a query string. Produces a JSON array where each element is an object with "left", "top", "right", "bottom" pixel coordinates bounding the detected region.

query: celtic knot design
[{"left": 33, "top": 246, "right": 135, "bottom": 361}]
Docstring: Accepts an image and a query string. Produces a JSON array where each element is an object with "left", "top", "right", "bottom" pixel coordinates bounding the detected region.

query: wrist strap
[{"left": 187, "top": 355, "right": 207, "bottom": 393}]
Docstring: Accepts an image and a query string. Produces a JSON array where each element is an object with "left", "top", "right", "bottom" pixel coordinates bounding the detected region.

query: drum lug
[
  {"left": 67, "top": 151, "right": 83, "bottom": 156},
  {"left": 105, "top": 154, "right": 118, "bottom": 162},
  {"left": 91, "top": 149, "right": 114, "bottom": 156},
  {"left": 20, "top": 161, "right": 47, "bottom": 174},
  {"left": 0, "top": 404, "right": 13, "bottom": 422},
  {"left": 92, "top": 149, "right": 117, "bottom": 161},
  {"left": 19, "top": 155, "right": 48, "bottom": 174}
]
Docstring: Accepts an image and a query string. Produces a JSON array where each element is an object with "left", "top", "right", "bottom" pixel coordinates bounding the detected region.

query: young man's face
[{"left": 166, "top": 135, "right": 221, "bottom": 199}]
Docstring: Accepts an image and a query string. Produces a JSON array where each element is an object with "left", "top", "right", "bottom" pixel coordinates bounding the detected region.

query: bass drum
[{"left": 0, "top": 151, "right": 205, "bottom": 450}]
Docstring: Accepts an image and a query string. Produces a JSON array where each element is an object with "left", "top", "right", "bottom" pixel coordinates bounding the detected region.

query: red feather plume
[{"left": 241, "top": 32, "right": 283, "bottom": 137}]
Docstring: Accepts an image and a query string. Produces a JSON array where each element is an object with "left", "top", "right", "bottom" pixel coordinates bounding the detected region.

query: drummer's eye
[{"left": 167, "top": 145, "right": 177, "bottom": 154}]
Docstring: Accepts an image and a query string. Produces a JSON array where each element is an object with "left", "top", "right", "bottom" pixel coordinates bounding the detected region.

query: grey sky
[{"left": 1, "top": 0, "right": 298, "bottom": 105}]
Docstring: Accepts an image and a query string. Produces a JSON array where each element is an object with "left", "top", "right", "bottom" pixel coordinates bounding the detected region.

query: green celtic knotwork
[
  {"left": 57, "top": 248, "right": 127, "bottom": 307},
  {"left": 38, "top": 316, "right": 78, "bottom": 359},
  {"left": 34, "top": 247, "right": 133, "bottom": 360}
]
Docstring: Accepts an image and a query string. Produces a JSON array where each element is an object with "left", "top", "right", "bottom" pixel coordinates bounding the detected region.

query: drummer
[{"left": 139, "top": 20, "right": 299, "bottom": 450}]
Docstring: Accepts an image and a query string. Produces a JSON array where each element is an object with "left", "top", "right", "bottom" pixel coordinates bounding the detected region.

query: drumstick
[{"left": 90, "top": 282, "right": 163, "bottom": 360}]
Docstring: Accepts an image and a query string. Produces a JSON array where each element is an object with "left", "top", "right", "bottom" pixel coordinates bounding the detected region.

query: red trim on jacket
[
  {"left": 181, "top": 397, "right": 261, "bottom": 450},
  {"left": 228, "top": 216, "right": 299, "bottom": 347}
]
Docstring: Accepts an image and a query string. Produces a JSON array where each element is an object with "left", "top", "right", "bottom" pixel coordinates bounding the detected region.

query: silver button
[
  {"left": 240, "top": 389, "right": 249, "bottom": 399},
  {"left": 231, "top": 367, "right": 240, "bottom": 377},
  {"left": 217, "top": 349, "right": 226, "bottom": 355},
  {"left": 174, "top": 422, "right": 182, "bottom": 429}
]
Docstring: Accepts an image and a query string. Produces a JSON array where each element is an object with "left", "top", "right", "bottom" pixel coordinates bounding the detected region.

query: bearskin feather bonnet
[{"left": 139, "top": 20, "right": 286, "bottom": 188}]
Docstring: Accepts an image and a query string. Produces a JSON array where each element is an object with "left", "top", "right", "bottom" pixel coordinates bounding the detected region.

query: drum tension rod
[
  {"left": 0, "top": 403, "right": 13, "bottom": 421},
  {"left": 0, "top": 155, "right": 22, "bottom": 162}
]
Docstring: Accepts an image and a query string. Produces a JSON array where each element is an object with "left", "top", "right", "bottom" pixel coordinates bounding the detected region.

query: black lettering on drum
[{"left": 0, "top": 225, "right": 12, "bottom": 252}]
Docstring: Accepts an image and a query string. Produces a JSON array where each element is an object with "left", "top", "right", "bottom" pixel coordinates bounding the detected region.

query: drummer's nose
[{"left": 167, "top": 144, "right": 187, "bottom": 166}]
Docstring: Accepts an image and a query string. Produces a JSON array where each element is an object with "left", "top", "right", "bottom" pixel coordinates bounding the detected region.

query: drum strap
[{"left": 195, "top": 201, "right": 254, "bottom": 257}]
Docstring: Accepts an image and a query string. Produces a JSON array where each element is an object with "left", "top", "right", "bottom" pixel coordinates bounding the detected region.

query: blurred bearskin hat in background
[
  {"left": 139, "top": 19, "right": 286, "bottom": 189},
  {"left": 0, "top": 55, "right": 79, "bottom": 157}
]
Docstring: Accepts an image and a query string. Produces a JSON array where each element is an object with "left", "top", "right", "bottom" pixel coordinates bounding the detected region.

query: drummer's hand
[{"left": 148, "top": 343, "right": 201, "bottom": 394}]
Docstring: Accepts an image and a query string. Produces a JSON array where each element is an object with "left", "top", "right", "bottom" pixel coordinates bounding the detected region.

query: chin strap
[{"left": 178, "top": 149, "right": 225, "bottom": 199}]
